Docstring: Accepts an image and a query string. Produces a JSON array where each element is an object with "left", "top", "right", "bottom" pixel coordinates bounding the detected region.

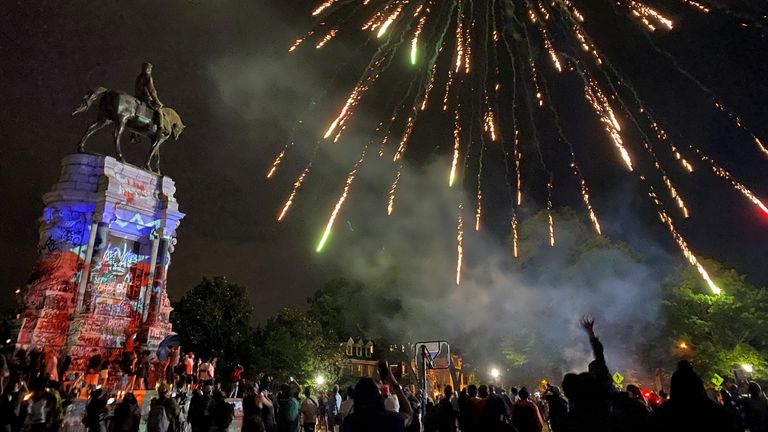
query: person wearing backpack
[
  {"left": 299, "top": 386, "right": 319, "bottom": 432},
  {"left": 148, "top": 383, "right": 180, "bottom": 432},
  {"left": 276, "top": 384, "right": 299, "bottom": 432}
]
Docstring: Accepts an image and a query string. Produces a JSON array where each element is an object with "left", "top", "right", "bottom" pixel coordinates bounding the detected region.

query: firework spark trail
[
  {"left": 276, "top": 144, "right": 321, "bottom": 221},
  {"left": 601, "top": 60, "right": 768, "bottom": 219},
  {"left": 527, "top": 2, "right": 562, "bottom": 72},
  {"left": 553, "top": 1, "right": 602, "bottom": 65},
  {"left": 647, "top": 185, "right": 721, "bottom": 295},
  {"left": 679, "top": 0, "right": 710, "bottom": 13},
  {"left": 491, "top": 0, "right": 522, "bottom": 249},
  {"left": 512, "top": 214, "right": 520, "bottom": 257},
  {"left": 696, "top": 151, "right": 768, "bottom": 218},
  {"left": 692, "top": 0, "right": 768, "bottom": 33},
  {"left": 324, "top": 24, "right": 411, "bottom": 142},
  {"left": 539, "top": 74, "right": 603, "bottom": 235},
  {"left": 456, "top": 203, "right": 464, "bottom": 285},
  {"left": 316, "top": 146, "right": 368, "bottom": 252},
  {"left": 547, "top": 178, "right": 555, "bottom": 246},
  {"left": 592, "top": 63, "right": 692, "bottom": 218},
  {"left": 639, "top": 30, "right": 768, "bottom": 158},
  {"left": 266, "top": 150, "right": 286, "bottom": 179},
  {"left": 377, "top": 1, "right": 406, "bottom": 38},
  {"left": 387, "top": 166, "right": 402, "bottom": 215},
  {"left": 316, "top": 28, "right": 339, "bottom": 48},
  {"left": 312, "top": 0, "right": 340, "bottom": 16},
  {"left": 620, "top": 0, "right": 674, "bottom": 31},
  {"left": 289, "top": 31, "right": 315, "bottom": 52},
  {"left": 421, "top": 63, "right": 438, "bottom": 110},
  {"left": 449, "top": 107, "right": 462, "bottom": 186},
  {"left": 580, "top": 74, "right": 634, "bottom": 171},
  {"left": 499, "top": 9, "right": 525, "bottom": 210}
]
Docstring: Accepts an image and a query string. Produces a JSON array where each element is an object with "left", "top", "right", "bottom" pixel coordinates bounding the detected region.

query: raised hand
[{"left": 580, "top": 315, "right": 597, "bottom": 338}]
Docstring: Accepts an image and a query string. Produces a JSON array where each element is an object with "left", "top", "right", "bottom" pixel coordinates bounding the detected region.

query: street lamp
[
  {"left": 490, "top": 368, "right": 500, "bottom": 381},
  {"left": 678, "top": 341, "right": 688, "bottom": 350},
  {"left": 316, "top": 374, "right": 326, "bottom": 386},
  {"left": 742, "top": 364, "right": 754, "bottom": 374}
]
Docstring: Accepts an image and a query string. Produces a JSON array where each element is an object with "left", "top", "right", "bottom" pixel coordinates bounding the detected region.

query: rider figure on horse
[
  {"left": 135, "top": 62, "right": 163, "bottom": 110},
  {"left": 135, "top": 63, "right": 167, "bottom": 135}
]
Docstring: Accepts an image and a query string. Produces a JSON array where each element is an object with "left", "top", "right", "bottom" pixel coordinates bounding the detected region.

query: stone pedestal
[{"left": 17, "top": 153, "right": 184, "bottom": 369}]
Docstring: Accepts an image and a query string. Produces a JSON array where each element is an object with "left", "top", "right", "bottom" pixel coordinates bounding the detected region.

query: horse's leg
[
  {"left": 146, "top": 137, "right": 167, "bottom": 173},
  {"left": 78, "top": 117, "right": 111, "bottom": 153},
  {"left": 114, "top": 118, "right": 127, "bottom": 161}
]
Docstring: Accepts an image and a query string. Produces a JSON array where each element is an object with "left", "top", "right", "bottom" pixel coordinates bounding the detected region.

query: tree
[
  {"left": 170, "top": 276, "right": 256, "bottom": 374},
  {"left": 658, "top": 259, "right": 768, "bottom": 381},
  {"left": 254, "top": 307, "right": 347, "bottom": 384}
]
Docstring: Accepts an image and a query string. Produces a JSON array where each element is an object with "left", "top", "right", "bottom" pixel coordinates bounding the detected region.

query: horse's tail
[{"left": 72, "top": 87, "right": 108, "bottom": 116}]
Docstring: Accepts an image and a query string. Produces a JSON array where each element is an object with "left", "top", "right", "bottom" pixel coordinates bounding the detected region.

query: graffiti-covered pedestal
[{"left": 17, "top": 153, "right": 184, "bottom": 368}]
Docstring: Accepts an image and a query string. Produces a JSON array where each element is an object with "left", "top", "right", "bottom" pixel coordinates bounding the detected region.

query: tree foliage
[
  {"left": 254, "top": 307, "right": 347, "bottom": 383},
  {"left": 659, "top": 259, "right": 768, "bottom": 380},
  {"left": 170, "top": 276, "right": 256, "bottom": 374}
]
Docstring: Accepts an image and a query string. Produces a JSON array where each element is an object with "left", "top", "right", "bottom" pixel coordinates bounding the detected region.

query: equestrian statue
[{"left": 73, "top": 62, "right": 185, "bottom": 174}]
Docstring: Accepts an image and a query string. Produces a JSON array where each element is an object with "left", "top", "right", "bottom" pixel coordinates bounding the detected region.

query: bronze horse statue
[{"left": 73, "top": 87, "right": 185, "bottom": 173}]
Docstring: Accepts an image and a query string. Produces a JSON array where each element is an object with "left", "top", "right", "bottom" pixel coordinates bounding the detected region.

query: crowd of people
[{"left": 2, "top": 316, "right": 768, "bottom": 432}]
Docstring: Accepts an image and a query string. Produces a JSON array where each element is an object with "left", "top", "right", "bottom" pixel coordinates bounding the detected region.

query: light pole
[
  {"left": 490, "top": 368, "right": 500, "bottom": 384},
  {"left": 316, "top": 374, "right": 326, "bottom": 386}
]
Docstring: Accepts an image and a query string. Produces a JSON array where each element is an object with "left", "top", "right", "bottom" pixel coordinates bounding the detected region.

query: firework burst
[{"left": 270, "top": 0, "right": 767, "bottom": 293}]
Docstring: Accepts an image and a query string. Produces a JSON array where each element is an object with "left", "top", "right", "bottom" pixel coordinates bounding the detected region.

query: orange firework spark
[
  {"left": 387, "top": 166, "right": 402, "bottom": 215},
  {"left": 714, "top": 102, "right": 768, "bottom": 157},
  {"left": 421, "top": 63, "right": 438, "bottom": 111},
  {"left": 583, "top": 78, "right": 633, "bottom": 171},
  {"left": 514, "top": 129, "right": 523, "bottom": 205},
  {"left": 547, "top": 179, "right": 555, "bottom": 247},
  {"left": 315, "top": 28, "right": 339, "bottom": 49},
  {"left": 266, "top": 150, "right": 286, "bottom": 179},
  {"left": 511, "top": 215, "right": 520, "bottom": 258},
  {"left": 449, "top": 108, "right": 462, "bottom": 186},
  {"left": 277, "top": 163, "right": 312, "bottom": 222},
  {"left": 698, "top": 153, "right": 768, "bottom": 218},
  {"left": 483, "top": 92, "right": 497, "bottom": 141},
  {"left": 316, "top": 147, "right": 368, "bottom": 252},
  {"left": 312, "top": 0, "right": 338, "bottom": 16},
  {"left": 572, "top": 163, "right": 602, "bottom": 235},
  {"left": 623, "top": 0, "right": 674, "bottom": 31},
  {"left": 650, "top": 188, "right": 720, "bottom": 295},
  {"left": 456, "top": 203, "right": 464, "bottom": 285},
  {"left": 289, "top": 31, "right": 315, "bottom": 52},
  {"left": 443, "top": 70, "right": 455, "bottom": 111},
  {"left": 680, "top": 0, "right": 710, "bottom": 13},
  {"left": 530, "top": 60, "right": 545, "bottom": 107}
]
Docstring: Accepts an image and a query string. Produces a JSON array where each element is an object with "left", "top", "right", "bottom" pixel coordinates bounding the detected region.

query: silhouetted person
[
  {"left": 609, "top": 386, "right": 651, "bottom": 432},
  {"left": 512, "top": 388, "right": 543, "bottom": 432},
  {"left": 341, "top": 378, "right": 406, "bottom": 432},
  {"left": 242, "top": 385, "right": 266, "bottom": 432},
  {"left": 112, "top": 393, "right": 140, "bottom": 432},
  {"left": 431, "top": 385, "right": 457, "bottom": 432},
  {"left": 276, "top": 384, "right": 299, "bottom": 432},
  {"left": 562, "top": 316, "right": 612, "bottom": 432},
  {"left": 189, "top": 386, "right": 213, "bottom": 432},
  {"left": 740, "top": 382, "right": 768, "bottom": 432},
  {"left": 208, "top": 390, "right": 234, "bottom": 432},
  {"left": 85, "top": 388, "right": 107, "bottom": 432},
  {"left": 459, "top": 385, "right": 478, "bottom": 432},
  {"left": 652, "top": 361, "right": 737, "bottom": 432},
  {"left": 544, "top": 385, "right": 567, "bottom": 432}
]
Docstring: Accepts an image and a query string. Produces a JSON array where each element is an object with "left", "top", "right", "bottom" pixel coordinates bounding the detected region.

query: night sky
[{"left": 1, "top": 0, "right": 766, "bottom": 320}]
